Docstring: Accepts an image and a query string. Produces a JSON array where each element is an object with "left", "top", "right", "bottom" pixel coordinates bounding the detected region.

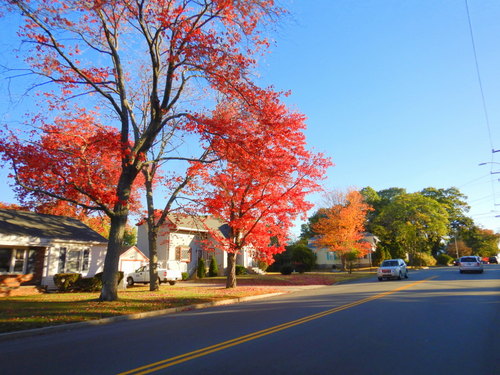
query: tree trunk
[
  {"left": 145, "top": 175, "right": 159, "bottom": 291},
  {"left": 226, "top": 252, "right": 237, "bottom": 288},
  {"left": 148, "top": 225, "right": 159, "bottom": 291},
  {"left": 99, "top": 211, "right": 128, "bottom": 301}
]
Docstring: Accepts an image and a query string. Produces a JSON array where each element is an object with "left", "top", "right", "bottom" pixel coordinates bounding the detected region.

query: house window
[
  {"left": 82, "top": 249, "right": 90, "bottom": 271},
  {"left": 0, "top": 248, "right": 38, "bottom": 274},
  {"left": 175, "top": 246, "right": 191, "bottom": 262},
  {"left": 326, "top": 252, "right": 336, "bottom": 261},
  {"left": 58, "top": 247, "right": 91, "bottom": 273}
]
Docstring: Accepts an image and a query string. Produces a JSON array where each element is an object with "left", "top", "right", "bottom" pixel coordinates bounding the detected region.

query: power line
[
  {"left": 464, "top": 0, "right": 496, "bottom": 153},
  {"left": 464, "top": 0, "right": 500, "bottom": 210}
]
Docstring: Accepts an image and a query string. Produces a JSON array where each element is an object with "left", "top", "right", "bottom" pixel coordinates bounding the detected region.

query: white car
[
  {"left": 126, "top": 261, "right": 183, "bottom": 286},
  {"left": 458, "top": 256, "right": 484, "bottom": 274},
  {"left": 377, "top": 259, "right": 408, "bottom": 281}
]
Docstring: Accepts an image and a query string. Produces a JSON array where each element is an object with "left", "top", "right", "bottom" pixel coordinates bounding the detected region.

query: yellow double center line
[{"left": 119, "top": 276, "right": 437, "bottom": 375}]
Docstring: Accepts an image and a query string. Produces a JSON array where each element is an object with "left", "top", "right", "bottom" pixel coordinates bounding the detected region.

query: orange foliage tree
[{"left": 312, "top": 189, "right": 373, "bottom": 271}]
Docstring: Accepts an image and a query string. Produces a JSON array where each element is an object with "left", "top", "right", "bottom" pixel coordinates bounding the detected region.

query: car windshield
[
  {"left": 381, "top": 260, "right": 398, "bottom": 267},
  {"left": 460, "top": 257, "right": 477, "bottom": 262}
]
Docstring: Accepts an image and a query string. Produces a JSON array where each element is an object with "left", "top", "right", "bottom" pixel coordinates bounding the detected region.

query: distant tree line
[{"left": 281, "top": 186, "right": 499, "bottom": 270}]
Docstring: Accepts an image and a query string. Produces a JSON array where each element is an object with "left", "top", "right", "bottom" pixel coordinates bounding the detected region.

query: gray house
[{"left": 0, "top": 209, "right": 108, "bottom": 289}]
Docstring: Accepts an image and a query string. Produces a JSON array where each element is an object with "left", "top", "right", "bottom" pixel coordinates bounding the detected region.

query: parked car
[
  {"left": 489, "top": 256, "right": 499, "bottom": 264},
  {"left": 126, "top": 261, "right": 183, "bottom": 286},
  {"left": 458, "top": 256, "right": 484, "bottom": 274},
  {"left": 377, "top": 259, "right": 408, "bottom": 281}
]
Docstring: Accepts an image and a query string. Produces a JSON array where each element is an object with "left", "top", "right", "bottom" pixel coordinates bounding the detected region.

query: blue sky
[
  {"left": 1, "top": 1, "right": 499, "bottom": 233},
  {"left": 258, "top": 0, "right": 500, "bottom": 233}
]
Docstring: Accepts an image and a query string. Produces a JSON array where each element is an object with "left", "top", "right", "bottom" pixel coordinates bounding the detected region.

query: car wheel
[
  {"left": 168, "top": 280, "right": 176, "bottom": 285},
  {"left": 127, "top": 277, "right": 134, "bottom": 287},
  {"left": 378, "top": 277, "right": 383, "bottom": 281}
]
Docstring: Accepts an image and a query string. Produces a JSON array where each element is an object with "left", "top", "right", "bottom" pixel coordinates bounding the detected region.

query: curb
[{"left": 0, "top": 292, "right": 284, "bottom": 342}]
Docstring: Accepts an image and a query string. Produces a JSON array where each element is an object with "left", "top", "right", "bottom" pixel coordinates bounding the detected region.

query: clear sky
[
  {"left": 0, "top": 1, "right": 499, "bottom": 233},
  {"left": 258, "top": 0, "right": 500, "bottom": 233}
]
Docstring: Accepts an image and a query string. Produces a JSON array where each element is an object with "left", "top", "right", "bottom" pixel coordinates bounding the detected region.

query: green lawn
[{"left": 0, "top": 271, "right": 374, "bottom": 334}]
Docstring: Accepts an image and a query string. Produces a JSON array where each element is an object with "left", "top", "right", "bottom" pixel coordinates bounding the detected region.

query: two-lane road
[{"left": 2, "top": 265, "right": 499, "bottom": 374}]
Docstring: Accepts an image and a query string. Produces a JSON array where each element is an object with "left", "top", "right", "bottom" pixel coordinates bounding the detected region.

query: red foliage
[
  {"left": 0, "top": 110, "right": 143, "bottom": 216},
  {"left": 193, "top": 95, "right": 332, "bottom": 265}
]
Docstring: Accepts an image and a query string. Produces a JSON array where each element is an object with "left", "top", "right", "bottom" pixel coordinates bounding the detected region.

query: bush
[
  {"left": 235, "top": 265, "right": 247, "bottom": 275},
  {"left": 436, "top": 253, "right": 454, "bottom": 266},
  {"left": 280, "top": 264, "right": 293, "bottom": 275},
  {"left": 182, "top": 272, "right": 189, "bottom": 281},
  {"left": 75, "top": 276, "right": 102, "bottom": 292},
  {"left": 53, "top": 273, "right": 81, "bottom": 292},
  {"left": 412, "top": 252, "right": 437, "bottom": 267},
  {"left": 208, "top": 255, "right": 219, "bottom": 277},
  {"left": 197, "top": 258, "right": 206, "bottom": 279},
  {"left": 294, "top": 263, "right": 307, "bottom": 274},
  {"left": 290, "top": 243, "right": 315, "bottom": 272}
]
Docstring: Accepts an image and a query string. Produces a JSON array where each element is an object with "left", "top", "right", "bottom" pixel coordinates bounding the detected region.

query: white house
[
  {"left": 137, "top": 214, "right": 255, "bottom": 276},
  {"left": 308, "top": 233, "right": 379, "bottom": 269},
  {"left": 0, "top": 209, "right": 108, "bottom": 290}
]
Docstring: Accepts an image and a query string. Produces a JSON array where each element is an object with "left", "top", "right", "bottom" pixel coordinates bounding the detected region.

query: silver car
[
  {"left": 377, "top": 259, "right": 408, "bottom": 281},
  {"left": 458, "top": 256, "right": 484, "bottom": 274}
]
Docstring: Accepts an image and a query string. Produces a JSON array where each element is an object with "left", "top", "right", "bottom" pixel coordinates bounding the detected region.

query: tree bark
[
  {"left": 99, "top": 211, "right": 127, "bottom": 301},
  {"left": 145, "top": 175, "right": 159, "bottom": 291},
  {"left": 226, "top": 252, "right": 237, "bottom": 288},
  {"left": 148, "top": 225, "right": 159, "bottom": 291}
]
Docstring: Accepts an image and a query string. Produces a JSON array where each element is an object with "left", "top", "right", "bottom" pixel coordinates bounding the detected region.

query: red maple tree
[
  {"left": 312, "top": 190, "right": 373, "bottom": 271},
  {"left": 2, "top": 0, "right": 288, "bottom": 300},
  {"left": 193, "top": 100, "right": 332, "bottom": 288}
]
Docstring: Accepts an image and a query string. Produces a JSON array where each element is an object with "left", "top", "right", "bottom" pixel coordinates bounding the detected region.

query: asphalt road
[{"left": 1, "top": 265, "right": 499, "bottom": 375}]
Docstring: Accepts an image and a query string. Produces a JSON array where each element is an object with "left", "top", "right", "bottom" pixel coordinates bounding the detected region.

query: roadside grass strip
[{"left": 118, "top": 276, "right": 437, "bottom": 375}]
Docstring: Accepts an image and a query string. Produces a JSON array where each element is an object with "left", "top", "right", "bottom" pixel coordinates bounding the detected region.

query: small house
[{"left": 0, "top": 209, "right": 107, "bottom": 290}]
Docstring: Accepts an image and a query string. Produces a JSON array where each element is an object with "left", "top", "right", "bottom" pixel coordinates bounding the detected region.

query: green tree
[
  {"left": 197, "top": 258, "right": 206, "bottom": 279},
  {"left": 420, "top": 187, "right": 473, "bottom": 255},
  {"left": 462, "top": 226, "right": 500, "bottom": 257},
  {"left": 373, "top": 193, "right": 449, "bottom": 265}
]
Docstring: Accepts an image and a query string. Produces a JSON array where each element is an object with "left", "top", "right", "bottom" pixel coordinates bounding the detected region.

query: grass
[{"left": 0, "top": 271, "right": 374, "bottom": 334}]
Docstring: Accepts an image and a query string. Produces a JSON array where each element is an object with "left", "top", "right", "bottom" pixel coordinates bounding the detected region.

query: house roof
[
  {"left": 0, "top": 209, "right": 107, "bottom": 244},
  {"left": 166, "top": 214, "right": 230, "bottom": 238}
]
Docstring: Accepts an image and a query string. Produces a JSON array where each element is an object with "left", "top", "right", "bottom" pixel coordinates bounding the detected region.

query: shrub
[
  {"left": 197, "top": 258, "right": 206, "bottom": 279},
  {"left": 280, "top": 264, "right": 293, "bottom": 275},
  {"left": 53, "top": 273, "right": 81, "bottom": 292},
  {"left": 290, "top": 243, "right": 315, "bottom": 272},
  {"left": 294, "top": 263, "right": 306, "bottom": 274},
  {"left": 208, "top": 255, "right": 219, "bottom": 277},
  {"left": 181, "top": 272, "right": 189, "bottom": 281},
  {"left": 235, "top": 265, "right": 247, "bottom": 275},
  {"left": 75, "top": 276, "right": 102, "bottom": 292},
  {"left": 436, "top": 253, "right": 454, "bottom": 266},
  {"left": 412, "top": 252, "right": 437, "bottom": 267}
]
